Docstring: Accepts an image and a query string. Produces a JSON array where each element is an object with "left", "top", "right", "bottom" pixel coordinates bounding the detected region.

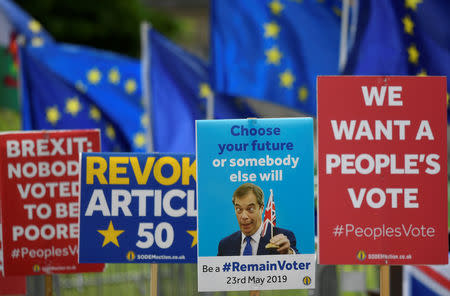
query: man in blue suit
[{"left": 218, "top": 183, "right": 298, "bottom": 256}]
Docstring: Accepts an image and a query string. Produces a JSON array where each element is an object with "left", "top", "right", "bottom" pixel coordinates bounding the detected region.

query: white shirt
[{"left": 240, "top": 223, "right": 263, "bottom": 255}]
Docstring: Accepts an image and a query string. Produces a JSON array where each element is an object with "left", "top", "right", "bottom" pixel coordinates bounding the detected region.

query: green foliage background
[
  {"left": 15, "top": 0, "right": 182, "bottom": 58},
  {"left": 0, "top": 0, "right": 184, "bottom": 132}
]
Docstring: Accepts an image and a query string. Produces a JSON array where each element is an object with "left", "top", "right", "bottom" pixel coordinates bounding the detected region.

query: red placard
[
  {"left": 0, "top": 276, "right": 26, "bottom": 295},
  {"left": 0, "top": 130, "right": 105, "bottom": 275},
  {"left": 318, "top": 76, "right": 448, "bottom": 265}
]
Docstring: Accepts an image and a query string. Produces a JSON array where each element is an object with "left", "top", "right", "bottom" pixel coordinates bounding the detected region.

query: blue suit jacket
[{"left": 217, "top": 227, "right": 298, "bottom": 256}]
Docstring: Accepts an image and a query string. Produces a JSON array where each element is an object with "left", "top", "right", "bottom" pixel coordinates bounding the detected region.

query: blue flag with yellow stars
[
  {"left": 211, "top": 0, "right": 341, "bottom": 116},
  {"left": 20, "top": 43, "right": 148, "bottom": 152},
  {"left": 145, "top": 27, "right": 255, "bottom": 154},
  {"left": 343, "top": 0, "right": 450, "bottom": 121},
  {"left": 0, "top": 0, "right": 53, "bottom": 46},
  {"left": 0, "top": 0, "right": 54, "bottom": 111}
]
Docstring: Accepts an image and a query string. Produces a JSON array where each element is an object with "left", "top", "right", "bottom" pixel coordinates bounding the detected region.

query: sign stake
[
  {"left": 151, "top": 264, "right": 158, "bottom": 296},
  {"left": 380, "top": 265, "right": 390, "bottom": 296},
  {"left": 45, "top": 275, "right": 53, "bottom": 296}
]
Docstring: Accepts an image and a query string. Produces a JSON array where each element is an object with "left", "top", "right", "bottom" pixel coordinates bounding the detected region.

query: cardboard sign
[
  {"left": 196, "top": 118, "right": 316, "bottom": 291},
  {"left": 79, "top": 153, "right": 197, "bottom": 263},
  {"left": 0, "top": 275, "right": 26, "bottom": 295},
  {"left": 317, "top": 76, "right": 448, "bottom": 265},
  {"left": 0, "top": 130, "right": 105, "bottom": 275}
]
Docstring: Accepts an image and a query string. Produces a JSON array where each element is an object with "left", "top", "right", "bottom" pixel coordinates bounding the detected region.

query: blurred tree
[
  {"left": 0, "top": 108, "right": 20, "bottom": 131},
  {"left": 15, "top": 0, "right": 182, "bottom": 57}
]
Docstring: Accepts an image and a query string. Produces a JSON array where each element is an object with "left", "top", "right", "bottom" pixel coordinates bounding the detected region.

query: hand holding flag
[{"left": 262, "top": 189, "right": 276, "bottom": 238}]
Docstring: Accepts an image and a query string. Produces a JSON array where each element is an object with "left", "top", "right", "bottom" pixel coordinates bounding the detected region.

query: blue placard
[
  {"left": 79, "top": 153, "right": 197, "bottom": 263},
  {"left": 196, "top": 118, "right": 315, "bottom": 291}
]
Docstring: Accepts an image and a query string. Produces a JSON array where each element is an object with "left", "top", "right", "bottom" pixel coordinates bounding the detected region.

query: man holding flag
[{"left": 217, "top": 183, "right": 298, "bottom": 256}]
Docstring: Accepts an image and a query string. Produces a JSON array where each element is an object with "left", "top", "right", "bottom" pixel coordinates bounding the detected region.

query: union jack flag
[
  {"left": 403, "top": 253, "right": 450, "bottom": 296},
  {"left": 262, "top": 189, "right": 276, "bottom": 237}
]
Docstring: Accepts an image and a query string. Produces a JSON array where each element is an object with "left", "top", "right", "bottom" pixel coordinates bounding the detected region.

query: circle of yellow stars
[
  {"left": 263, "top": 0, "right": 325, "bottom": 104},
  {"left": 402, "top": 0, "right": 448, "bottom": 101},
  {"left": 27, "top": 20, "right": 46, "bottom": 47},
  {"left": 403, "top": 0, "right": 422, "bottom": 67},
  {"left": 261, "top": 0, "right": 342, "bottom": 104},
  {"left": 43, "top": 64, "right": 147, "bottom": 148}
]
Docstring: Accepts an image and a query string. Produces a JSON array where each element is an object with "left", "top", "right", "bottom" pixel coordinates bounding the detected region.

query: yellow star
[
  {"left": 407, "top": 44, "right": 419, "bottom": 65},
  {"left": 417, "top": 69, "right": 427, "bottom": 76},
  {"left": 97, "top": 221, "right": 124, "bottom": 247},
  {"left": 279, "top": 70, "right": 295, "bottom": 88},
  {"left": 199, "top": 83, "right": 213, "bottom": 99},
  {"left": 447, "top": 93, "right": 449, "bottom": 106},
  {"left": 264, "top": 21, "right": 280, "bottom": 39},
  {"left": 332, "top": 6, "right": 341, "bottom": 17},
  {"left": 108, "top": 68, "right": 120, "bottom": 84},
  {"left": 28, "top": 20, "right": 41, "bottom": 33},
  {"left": 141, "top": 113, "right": 149, "bottom": 127},
  {"left": 89, "top": 106, "right": 101, "bottom": 121},
  {"left": 405, "top": 0, "right": 423, "bottom": 11},
  {"left": 265, "top": 46, "right": 283, "bottom": 65},
  {"left": 134, "top": 132, "right": 146, "bottom": 148},
  {"left": 31, "top": 37, "right": 44, "bottom": 47},
  {"left": 46, "top": 106, "right": 61, "bottom": 125},
  {"left": 187, "top": 230, "right": 197, "bottom": 247},
  {"left": 75, "top": 81, "right": 87, "bottom": 93},
  {"left": 402, "top": 15, "right": 414, "bottom": 35},
  {"left": 269, "top": 0, "right": 284, "bottom": 15},
  {"left": 65, "top": 97, "right": 82, "bottom": 116},
  {"left": 298, "top": 86, "right": 309, "bottom": 102},
  {"left": 125, "top": 79, "right": 137, "bottom": 94},
  {"left": 87, "top": 68, "right": 102, "bottom": 85},
  {"left": 106, "top": 124, "right": 116, "bottom": 140}
]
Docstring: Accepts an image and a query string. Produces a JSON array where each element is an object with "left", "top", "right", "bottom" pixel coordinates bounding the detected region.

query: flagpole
[
  {"left": 140, "top": 22, "right": 158, "bottom": 296},
  {"left": 140, "top": 21, "right": 154, "bottom": 153},
  {"left": 206, "top": 93, "right": 214, "bottom": 120},
  {"left": 16, "top": 35, "right": 26, "bottom": 129},
  {"left": 338, "top": 0, "right": 350, "bottom": 72}
]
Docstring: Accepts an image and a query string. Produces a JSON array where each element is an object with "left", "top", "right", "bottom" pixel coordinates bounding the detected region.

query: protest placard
[
  {"left": 197, "top": 118, "right": 315, "bottom": 291},
  {"left": 79, "top": 153, "right": 197, "bottom": 263},
  {"left": 318, "top": 76, "right": 448, "bottom": 265},
  {"left": 0, "top": 130, "right": 104, "bottom": 275}
]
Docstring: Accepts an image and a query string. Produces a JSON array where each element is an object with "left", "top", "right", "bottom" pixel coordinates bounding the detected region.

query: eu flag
[
  {"left": 144, "top": 27, "right": 255, "bottom": 153},
  {"left": 211, "top": 0, "right": 341, "bottom": 116},
  {"left": 343, "top": 0, "right": 449, "bottom": 118},
  {"left": 20, "top": 43, "right": 148, "bottom": 152},
  {"left": 0, "top": 0, "right": 53, "bottom": 46},
  {"left": 0, "top": 0, "right": 53, "bottom": 111}
]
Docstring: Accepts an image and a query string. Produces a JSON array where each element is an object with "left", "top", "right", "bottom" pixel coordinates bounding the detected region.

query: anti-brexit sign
[{"left": 79, "top": 153, "right": 197, "bottom": 263}]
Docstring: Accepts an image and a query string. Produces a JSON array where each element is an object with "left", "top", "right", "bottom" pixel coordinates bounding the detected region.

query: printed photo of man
[{"left": 217, "top": 183, "right": 298, "bottom": 256}]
